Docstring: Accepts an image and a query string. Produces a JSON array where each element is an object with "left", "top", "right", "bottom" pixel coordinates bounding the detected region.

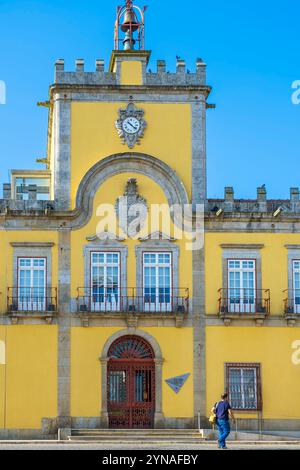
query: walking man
[{"left": 212, "top": 393, "right": 235, "bottom": 450}]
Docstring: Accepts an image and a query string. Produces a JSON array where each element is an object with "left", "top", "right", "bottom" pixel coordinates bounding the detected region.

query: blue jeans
[{"left": 216, "top": 419, "right": 231, "bottom": 448}]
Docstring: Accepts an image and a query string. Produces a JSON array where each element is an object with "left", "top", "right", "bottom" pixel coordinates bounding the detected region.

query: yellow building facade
[{"left": 0, "top": 2, "right": 299, "bottom": 439}]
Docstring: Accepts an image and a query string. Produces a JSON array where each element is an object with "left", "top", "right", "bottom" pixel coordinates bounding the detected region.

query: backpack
[{"left": 209, "top": 402, "right": 219, "bottom": 425}]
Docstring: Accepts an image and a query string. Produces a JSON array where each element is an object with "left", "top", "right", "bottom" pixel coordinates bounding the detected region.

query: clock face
[{"left": 122, "top": 117, "right": 141, "bottom": 135}]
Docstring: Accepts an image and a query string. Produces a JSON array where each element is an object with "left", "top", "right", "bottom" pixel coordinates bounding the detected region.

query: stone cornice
[
  {"left": 138, "top": 231, "right": 177, "bottom": 242},
  {"left": 10, "top": 242, "right": 55, "bottom": 248},
  {"left": 220, "top": 244, "right": 264, "bottom": 250},
  {"left": 86, "top": 233, "right": 125, "bottom": 242},
  {"left": 50, "top": 84, "right": 212, "bottom": 99}
]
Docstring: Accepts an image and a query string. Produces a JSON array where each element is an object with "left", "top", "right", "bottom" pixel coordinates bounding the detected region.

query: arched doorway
[{"left": 107, "top": 335, "right": 156, "bottom": 429}]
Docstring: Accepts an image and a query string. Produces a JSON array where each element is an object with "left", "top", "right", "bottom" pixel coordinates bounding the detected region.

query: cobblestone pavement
[{"left": 0, "top": 442, "right": 299, "bottom": 450}]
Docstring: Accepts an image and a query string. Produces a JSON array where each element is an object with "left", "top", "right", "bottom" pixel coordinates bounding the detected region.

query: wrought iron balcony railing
[
  {"left": 76, "top": 287, "right": 189, "bottom": 315},
  {"left": 7, "top": 287, "right": 58, "bottom": 314},
  {"left": 283, "top": 290, "right": 300, "bottom": 316},
  {"left": 218, "top": 289, "right": 270, "bottom": 316}
]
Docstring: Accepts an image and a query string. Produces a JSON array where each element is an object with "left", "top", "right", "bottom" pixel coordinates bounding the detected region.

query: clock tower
[
  {"left": 50, "top": 0, "right": 211, "bottom": 211},
  {"left": 47, "top": 0, "right": 212, "bottom": 429}
]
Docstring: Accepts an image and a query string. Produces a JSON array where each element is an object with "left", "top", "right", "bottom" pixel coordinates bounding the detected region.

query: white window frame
[
  {"left": 17, "top": 257, "right": 47, "bottom": 311},
  {"left": 143, "top": 252, "right": 173, "bottom": 312},
  {"left": 227, "top": 259, "right": 256, "bottom": 313},
  {"left": 292, "top": 260, "right": 300, "bottom": 314},
  {"left": 90, "top": 251, "right": 120, "bottom": 312}
]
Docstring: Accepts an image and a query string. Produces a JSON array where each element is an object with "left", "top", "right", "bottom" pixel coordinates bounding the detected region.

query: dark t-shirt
[{"left": 215, "top": 401, "right": 231, "bottom": 421}]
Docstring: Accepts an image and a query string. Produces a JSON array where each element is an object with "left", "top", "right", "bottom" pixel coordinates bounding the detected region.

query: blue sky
[{"left": 0, "top": 0, "right": 299, "bottom": 199}]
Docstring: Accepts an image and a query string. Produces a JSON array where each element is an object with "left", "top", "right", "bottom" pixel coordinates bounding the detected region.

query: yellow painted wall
[
  {"left": 144, "top": 327, "right": 194, "bottom": 418},
  {"left": 120, "top": 61, "right": 143, "bottom": 85},
  {"left": 71, "top": 173, "right": 193, "bottom": 299},
  {"left": 0, "top": 325, "right": 57, "bottom": 429},
  {"left": 205, "top": 232, "right": 300, "bottom": 315},
  {"left": 0, "top": 232, "right": 58, "bottom": 315},
  {"left": 206, "top": 326, "right": 300, "bottom": 420},
  {"left": 71, "top": 327, "right": 194, "bottom": 419},
  {"left": 70, "top": 327, "right": 120, "bottom": 417},
  {"left": 70, "top": 102, "right": 192, "bottom": 208}
]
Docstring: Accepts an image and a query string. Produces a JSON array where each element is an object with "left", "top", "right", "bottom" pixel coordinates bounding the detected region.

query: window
[
  {"left": 293, "top": 261, "right": 300, "bottom": 314},
  {"left": 226, "top": 363, "right": 261, "bottom": 411},
  {"left": 91, "top": 252, "right": 120, "bottom": 312},
  {"left": 14, "top": 177, "right": 50, "bottom": 201},
  {"left": 228, "top": 260, "right": 256, "bottom": 313},
  {"left": 143, "top": 252, "right": 172, "bottom": 312},
  {"left": 18, "top": 258, "right": 46, "bottom": 311}
]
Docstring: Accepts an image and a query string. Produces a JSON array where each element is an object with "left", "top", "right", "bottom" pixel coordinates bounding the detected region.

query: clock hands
[{"left": 127, "top": 121, "right": 138, "bottom": 132}]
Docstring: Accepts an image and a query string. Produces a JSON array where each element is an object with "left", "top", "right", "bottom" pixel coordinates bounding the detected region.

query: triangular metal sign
[{"left": 165, "top": 373, "right": 191, "bottom": 394}]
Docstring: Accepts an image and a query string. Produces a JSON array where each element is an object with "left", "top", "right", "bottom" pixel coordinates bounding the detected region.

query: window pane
[
  {"left": 242, "top": 369, "right": 257, "bottom": 409},
  {"left": 294, "top": 261, "right": 300, "bottom": 270},
  {"left": 229, "top": 366, "right": 258, "bottom": 410},
  {"left": 229, "top": 368, "right": 243, "bottom": 409}
]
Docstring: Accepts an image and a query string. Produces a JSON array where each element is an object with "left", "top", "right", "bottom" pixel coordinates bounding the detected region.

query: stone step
[
  {"left": 69, "top": 429, "right": 206, "bottom": 442},
  {"left": 69, "top": 435, "right": 205, "bottom": 445},
  {"left": 71, "top": 433, "right": 202, "bottom": 441},
  {"left": 71, "top": 429, "right": 200, "bottom": 435},
  {"left": 70, "top": 435, "right": 202, "bottom": 438}
]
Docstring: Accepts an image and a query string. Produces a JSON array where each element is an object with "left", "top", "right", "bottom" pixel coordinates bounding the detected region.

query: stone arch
[
  {"left": 72, "top": 152, "right": 189, "bottom": 229},
  {"left": 101, "top": 328, "right": 163, "bottom": 361},
  {"left": 99, "top": 328, "right": 164, "bottom": 428}
]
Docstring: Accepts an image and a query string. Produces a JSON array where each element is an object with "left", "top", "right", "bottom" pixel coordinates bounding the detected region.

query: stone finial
[
  {"left": 157, "top": 60, "right": 166, "bottom": 73},
  {"left": 3, "top": 183, "right": 11, "bottom": 200},
  {"left": 55, "top": 59, "right": 65, "bottom": 71},
  {"left": 28, "top": 185, "right": 37, "bottom": 201},
  {"left": 290, "top": 187, "right": 299, "bottom": 202},
  {"left": 76, "top": 59, "right": 84, "bottom": 72},
  {"left": 96, "top": 59, "right": 104, "bottom": 72},
  {"left": 196, "top": 58, "right": 206, "bottom": 71},
  {"left": 225, "top": 187, "right": 234, "bottom": 202},
  {"left": 257, "top": 185, "right": 267, "bottom": 202},
  {"left": 196, "top": 58, "right": 206, "bottom": 83},
  {"left": 176, "top": 58, "right": 186, "bottom": 73}
]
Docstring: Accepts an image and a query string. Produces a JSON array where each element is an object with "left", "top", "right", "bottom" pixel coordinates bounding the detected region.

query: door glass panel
[
  {"left": 91, "top": 252, "right": 120, "bottom": 312},
  {"left": 109, "top": 371, "right": 127, "bottom": 403},
  {"left": 18, "top": 258, "right": 46, "bottom": 311},
  {"left": 228, "top": 260, "right": 256, "bottom": 313},
  {"left": 135, "top": 370, "right": 152, "bottom": 403},
  {"left": 143, "top": 253, "right": 172, "bottom": 312},
  {"left": 293, "top": 261, "right": 300, "bottom": 313}
]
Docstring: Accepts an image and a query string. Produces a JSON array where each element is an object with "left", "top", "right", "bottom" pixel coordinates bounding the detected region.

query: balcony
[
  {"left": 7, "top": 287, "right": 58, "bottom": 323},
  {"left": 284, "top": 290, "right": 300, "bottom": 324},
  {"left": 76, "top": 287, "right": 189, "bottom": 326},
  {"left": 218, "top": 288, "right": 270, "bottom": 325}
]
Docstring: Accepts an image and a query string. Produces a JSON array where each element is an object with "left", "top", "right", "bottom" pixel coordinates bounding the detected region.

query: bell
[{"left": 121, "top": 9, "right": 139, "bottom": 33}]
